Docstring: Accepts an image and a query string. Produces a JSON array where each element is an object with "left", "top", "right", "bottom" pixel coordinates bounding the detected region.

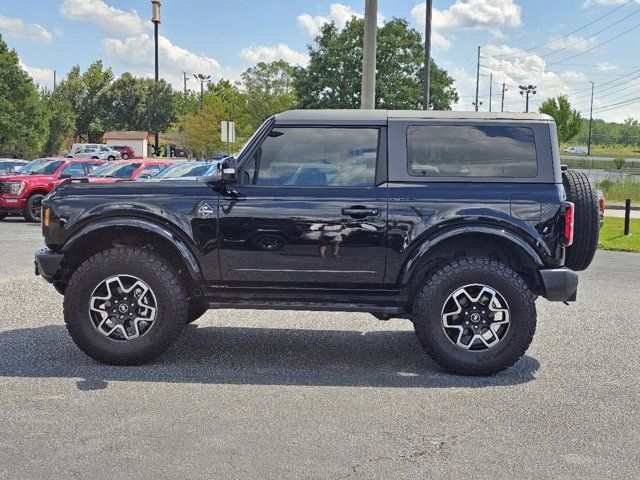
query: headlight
[{"left": 7, "top": 182, "right": 25, "bottom": 195}]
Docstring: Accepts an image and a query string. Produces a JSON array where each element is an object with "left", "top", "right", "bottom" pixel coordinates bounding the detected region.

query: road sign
[{"left": 221, "top": 121, "right": 235, "bottom": 143}]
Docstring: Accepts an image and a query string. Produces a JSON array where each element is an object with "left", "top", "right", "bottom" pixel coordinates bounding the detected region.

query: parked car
[
  {"left": 139, "top": 161, "right": 218, "bottom": 181},
  {"left": 67, "top": 144, "right": 121, "bottom": 161},
  {"left": 54, "top": 160, "right": 173, "bottom": 188},
  {"left": 111, "top": 145, "right": 135, "bottom": 160},
  {"left": 0, "top": 159, "right": 27, "bottom": 176},
  {"left": 564, "top": 146, "right": 588, "bottom": 155},
  {"left": 35, "top": 110, "right": 601, "bottom": 376},
  {"left": 0, "top": 158, "right": 105, "bottom": 222}
]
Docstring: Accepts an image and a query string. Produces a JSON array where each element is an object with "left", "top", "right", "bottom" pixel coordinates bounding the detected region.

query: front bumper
[
  {"left": 34, "top": 248, "right": 63, "bottom": 283},
  {"left": 539, "top": 267, "right": 578, "bottom": 302},
  {"left": 0, "top": 195, "right": 26, "bottom": 214}
]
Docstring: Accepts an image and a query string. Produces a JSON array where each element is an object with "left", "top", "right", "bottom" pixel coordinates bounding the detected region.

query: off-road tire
[
  {"left": 187, "top": 298, "right": 208, "bottom": 324},
  {"left": 63, "top": 246, "right": 188, "bottom": 365},
  {"left": 562, "top": 169, "right": 599, "bottom": 271},
  {"left": 413, "top": 257, "right": 537, "bottom": 376},
  {"left": 23, "top": 193, "right": 45, "bottom": 222}
]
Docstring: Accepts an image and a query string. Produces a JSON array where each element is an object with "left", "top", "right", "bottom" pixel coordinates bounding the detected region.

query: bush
[{"left": 613, "top": 157, "right": 626, "bottom": 170}]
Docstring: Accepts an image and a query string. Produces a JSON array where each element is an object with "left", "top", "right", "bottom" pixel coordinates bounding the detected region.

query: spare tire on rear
[{"left": 562, "top": 169, "right": 599, "bottom": 271}]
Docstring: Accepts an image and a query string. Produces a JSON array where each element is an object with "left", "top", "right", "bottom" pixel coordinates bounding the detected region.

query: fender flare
[
  {"left": 400, "top": 225, "right": 545, "bottom": 285},
  {"left": 62, "top": 216, "right": 203, "bottom": 281}
]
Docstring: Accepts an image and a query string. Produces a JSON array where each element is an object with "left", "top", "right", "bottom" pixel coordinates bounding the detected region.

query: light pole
[
  {"left": 501, "top": 83, "right": 508, "bottom": 112},
  {"left": 194, "top": 74, "right": 211, "bottom": 102},
  {"left": 588, "top": 81, "right": 595, "bottom": 157},
  {"left": 423, "top": 0, "right": 432, "bottom": 110},
  {"left": 519, "top": 85, "right": 537, "bottom": 113},
  {"left": 361, "top": 0, "right": 377, "bottom": 109},
  {"left": 151, "top": 1, "right": 161, "bottom": 155}
]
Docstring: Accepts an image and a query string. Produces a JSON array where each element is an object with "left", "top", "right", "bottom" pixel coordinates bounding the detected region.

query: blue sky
[{"left": 1, "top": 0, "right": 639, "bottom": 122}]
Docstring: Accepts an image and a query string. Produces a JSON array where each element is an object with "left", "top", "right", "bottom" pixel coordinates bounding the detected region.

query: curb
[{"left": 607, "top": 203, "right": 640, "bottom": 212}]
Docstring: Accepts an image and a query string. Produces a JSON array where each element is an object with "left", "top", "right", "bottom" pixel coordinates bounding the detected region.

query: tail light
[
  {"left": 599, "top": 195, "right": 606, "bottom": 216},
  {"left": 561, "top": 202, "right": 575, "bottom": 247}
]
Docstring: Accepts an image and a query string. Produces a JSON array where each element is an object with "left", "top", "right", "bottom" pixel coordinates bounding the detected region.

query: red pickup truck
[
  {"left": 0, "top": 158, "right": 105, "bottom": 222},
  {"left": 52, "top": 160, "right": 173, "bottom": 188}
]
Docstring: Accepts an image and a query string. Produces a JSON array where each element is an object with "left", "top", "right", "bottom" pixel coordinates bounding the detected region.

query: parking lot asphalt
[{"left": 0, "top": 217, "right": 638, "bottom": 479}]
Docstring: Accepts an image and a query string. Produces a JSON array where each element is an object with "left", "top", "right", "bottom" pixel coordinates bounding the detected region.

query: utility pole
[
  {"left": 183, "top": 72, "right": 188, "bottom": 95},
  {"left": 361, "top": 0, "right": 377, "bottom": 109},
  {"left": 151, "top": 1, "right": 161, "bottom": 156},
  {"left": 475, "top": 46, "right": 481, "bottom": 112},
  {"left": 423, "top": 0, "right": 433, "bottom": 110},
  {"left": 588, "top": 81, "right": 595, "bottom": 156},
  {"left": 501, "top": 83, "right": 507, "bottom": 112},
  {"left": 53, "top": 70, "right": 56, "bottom": 91},
  {"left": 489, "top": 73, "right": 493, "bottom": 112},
  {"left": 519, "top": 85, "right": 537, "bottom": 113}
]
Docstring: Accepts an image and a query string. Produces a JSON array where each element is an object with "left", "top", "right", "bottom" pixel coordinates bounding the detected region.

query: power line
[
  {"left": 547, "top": 22, "right": 640, "bottom": 66},
  {"left": 488, "top": 1, "right": 633, "bottom": 58}
]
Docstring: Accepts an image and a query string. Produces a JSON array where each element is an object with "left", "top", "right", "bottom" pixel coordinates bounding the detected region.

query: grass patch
[
  {"left": 599, "top": 217, "right": 640, "bottom": 253},
  {"left": 563, "top": 157, "right": 640, "bottom": 170},
  {"left": 596, "top": 177, "right": 640, "bottom": 202}
]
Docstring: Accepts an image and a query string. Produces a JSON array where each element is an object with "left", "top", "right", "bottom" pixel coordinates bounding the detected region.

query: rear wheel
[
  {"left": 122, "top": 153, "right": 130, "bottom": 160},
  {"left": 413, "top": 257, "right": 536, "bottom": 376},
  {"left": 108, "top": 155, "right": 115, "bottom": 161},
  {"left": 63, "top": 246, "right": 188, "bottom": 365},
  {"left": 562, "top": 170, "right": 599, "bottom": 271},
  {"left": 23, "top": 194, "right": 45, "bottom": 222}
]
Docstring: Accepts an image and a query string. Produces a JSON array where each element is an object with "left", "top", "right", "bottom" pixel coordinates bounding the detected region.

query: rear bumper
[
  {"left": 539, "top": 267, "right": 578, "bottom": 302},
  {"left": 34, "top": 248, "right": 63, "bottom": 283}
]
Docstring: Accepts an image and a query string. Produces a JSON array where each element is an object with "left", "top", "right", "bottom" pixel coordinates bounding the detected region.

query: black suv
[{"left": 35, "top": 110, "right": 600, "bottom": 375}]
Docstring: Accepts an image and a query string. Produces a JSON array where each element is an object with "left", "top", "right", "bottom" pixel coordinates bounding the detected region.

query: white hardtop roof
[{"left": 275, "top": 109, "right": 552, "bottom": 122}]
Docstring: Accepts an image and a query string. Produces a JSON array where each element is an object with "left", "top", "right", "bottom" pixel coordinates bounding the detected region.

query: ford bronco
[{"left": 35, "top": 110, "right": 600, "bottom": 375}]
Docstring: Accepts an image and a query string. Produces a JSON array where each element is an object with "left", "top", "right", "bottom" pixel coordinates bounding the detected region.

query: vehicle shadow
[{"left": 0, "top": 324, "right": 539, "bottom": 390}]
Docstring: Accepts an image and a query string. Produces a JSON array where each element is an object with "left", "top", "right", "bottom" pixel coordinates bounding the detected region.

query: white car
[
  {"left": 564, "top": 146, "right": 588, "bottom": 155},
  {"left": 67, "top": 144, "right": 121, "bottom": 161}
]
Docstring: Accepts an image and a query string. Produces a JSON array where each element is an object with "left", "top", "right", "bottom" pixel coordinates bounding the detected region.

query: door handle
[{"left": 341, "top": 207, "right": 380, "bottom": 218}]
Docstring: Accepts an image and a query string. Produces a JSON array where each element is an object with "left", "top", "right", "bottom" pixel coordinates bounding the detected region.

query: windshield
[
  {"left": 90, "top": 162, "right": 140, "bottom": 179},
  {"left": 23, "top": 160, "right": 64, "bottom": 175},
  {"left": 156, "top": 163, "right": 210, "bottom": 178}
]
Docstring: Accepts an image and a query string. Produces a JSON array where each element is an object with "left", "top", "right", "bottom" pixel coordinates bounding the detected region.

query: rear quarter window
[{"left": 407, "top": 125, "right": 538, "bottom": 178}]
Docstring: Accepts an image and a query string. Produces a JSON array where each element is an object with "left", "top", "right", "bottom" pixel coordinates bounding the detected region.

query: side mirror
[
  {"left": 203, "top": 156, "right": 237, "bottom": 185},
  {"left": 58, "top": 173, "right": 72, "bottom": 179}
]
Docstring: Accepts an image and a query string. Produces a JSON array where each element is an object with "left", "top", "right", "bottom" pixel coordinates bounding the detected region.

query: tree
[
  {"left": 98, "top": 73, "right": 176, "bottom": 133},
  {"left": 241, "top": 61, "right": 296, "bottom": 130},
  {"left": 539, "top": 95, "right": 582, "bottom": 143},
  {"left": 293, "top": 18, "right": 458, "bottom": 110},
  {"left": 0, "top": 35, "right": 48, "bottom": 158},
  {"left": 178, "top": 94, "right": 227, "bottom": 160},
  {"left": 41, "top": 90, "right": 75, "bottom": 156}
]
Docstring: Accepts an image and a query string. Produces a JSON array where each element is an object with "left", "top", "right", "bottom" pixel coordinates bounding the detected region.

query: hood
[{"left": 0, "top": 173, "right": 55, "bottom": 183}]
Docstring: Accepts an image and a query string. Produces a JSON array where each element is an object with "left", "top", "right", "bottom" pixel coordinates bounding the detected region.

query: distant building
[{"left": 103, "top": 131, "right": 150, "bottom": 159}]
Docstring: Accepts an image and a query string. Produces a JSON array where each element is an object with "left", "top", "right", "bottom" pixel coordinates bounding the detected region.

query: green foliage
[
  {"left": 293, "top": 18, "right": 458, "bottom": 110},
  {"left": 98, "top": 73, "right": 176, "bottom": 133},
  {"left": 599, "top": 217, "right": 640, "bottom": 253},
  {"left": 571, "top": 117, "right": 640, "bottom": 148},
  {"left": 241, "top": 60, "right": 297, "bottom": 130},
  {"left": 0, "top": 35, "right": 48, "bottom": 159},
  {"left": 177, "top": 93, "right": 227, "bottom": 160},
  {"left": 41, "top": 90, "right": 75, "bottom": 157},
  {"left": 596, "top": 177, "right": 640, "bottom": 202},
  {"left": 539, "top": 95, "right": 582, "bottom": 143},
  {"left": 613, "top": 157, "right": 626, "bottom": 170}
]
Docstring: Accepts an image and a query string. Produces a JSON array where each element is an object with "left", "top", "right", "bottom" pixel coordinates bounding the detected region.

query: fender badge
[{"left": 198, "top": 203, "right": 215, "bottom": 219}]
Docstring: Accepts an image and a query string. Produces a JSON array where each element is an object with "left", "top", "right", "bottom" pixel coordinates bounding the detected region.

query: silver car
[{"left": 66, "top": 144, "right": 121, "bottom": 161}]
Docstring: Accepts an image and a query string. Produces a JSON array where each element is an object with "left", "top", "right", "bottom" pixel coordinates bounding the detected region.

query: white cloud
[
  {"left": 546, "top": 35, "right": 599, "bottom": 52},
  {"left": 19, "top": 61, "right": 54, "bottom": 89},
  {"left": 60, "top": 0, "right": 149, "bottom": 36},
  {"left": 0, "top": 14, "right": 52, "bottom": 43},
  {"left": 297, "top": 3, "right": 384, "bottom": 38},
  {"left": 597, "top": 62, "right": 618, "bottom": 71},
  {"left": 101, "top": 34, "right": 224, "bottom": 89},
  {"left": 240, "top": 44, "right": 308, "bottom": 66},
  {"left": 412, "top": 0, "right": 522, "bottom": 50}
]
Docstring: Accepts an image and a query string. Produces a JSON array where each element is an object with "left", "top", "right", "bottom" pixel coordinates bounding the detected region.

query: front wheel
[
  {"left": 413, "top": 257, "right": 537, "bottom": 376},
  {"left": 23, "top": 194, "right": 45, "bottom": 222},
  {"left": 63, "top": 246, "right": 188, "bottom": 365}
]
